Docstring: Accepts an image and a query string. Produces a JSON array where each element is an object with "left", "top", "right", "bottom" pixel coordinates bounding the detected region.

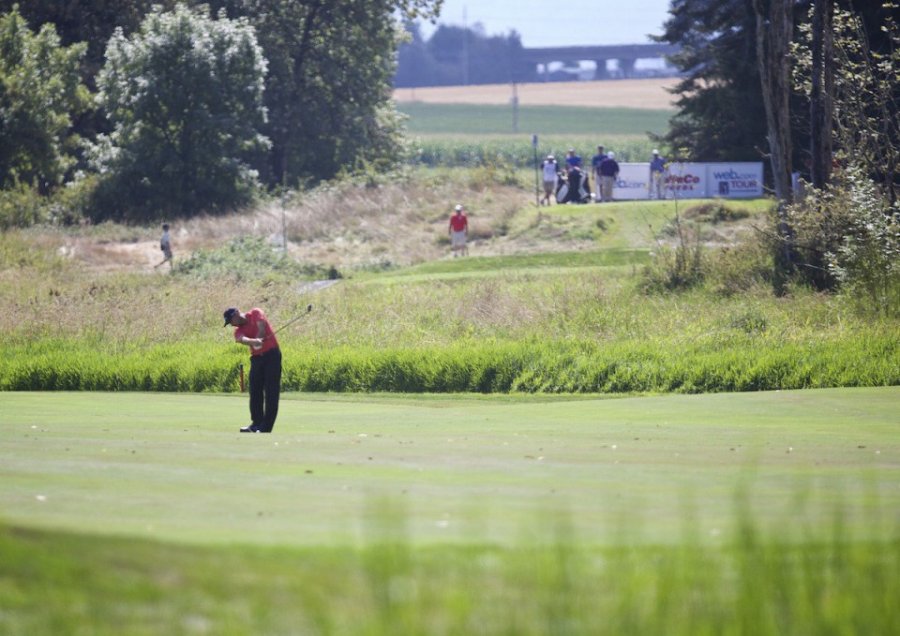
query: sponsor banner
[
  {"left": 706, "top": 162, "right": 764, "bottom": 198},
  {"left": 614, "top": 163, "right": 650, "bottom": 200},
  {"left": 665, "top": 163, "right": 707, "bottom": 198}
]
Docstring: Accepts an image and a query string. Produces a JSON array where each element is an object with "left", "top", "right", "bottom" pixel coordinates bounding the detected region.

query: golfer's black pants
[{"left": 249, "top": 348, "right": 282, "bottom": 432}]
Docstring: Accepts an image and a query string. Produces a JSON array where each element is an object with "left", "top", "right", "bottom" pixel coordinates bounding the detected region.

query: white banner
[
  {"left": 706, "top": 163, "right": 764, "bottom": 198},
  {"left": 614, "top": 163, "right": 650, "bottom": 200},
  {"left": 664, "top": 163, "right": 708, "bottom": 199},
  {"left": 585, "top": 161, "right": 765, "bottom": 201}
]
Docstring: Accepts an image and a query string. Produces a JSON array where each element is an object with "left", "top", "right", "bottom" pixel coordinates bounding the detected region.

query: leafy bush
[
  {"left": 175, "top": 236, "right": 333, "bottom": 282},
  {"left": 0, "top": 6, "right": 89, "bottom": 190},
  {"left": 0, "top": 182, "right": 45, "bottom": 229},
  {"left": 827, "top": 167, "right": 900, "bottom": 317},
  {"left": 87, "top": 5, "right": 269, "bottom": 221},
  {"left": 785, "top": 165, "right": 900, "bottom": 316},
  {"left": 0, "top": 176, "right": 93, "bottom": 230}
]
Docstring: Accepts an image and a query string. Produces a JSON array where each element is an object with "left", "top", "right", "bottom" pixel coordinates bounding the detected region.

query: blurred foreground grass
[{"left": 2, "top": 497, "right": 897, "bottom": 635}]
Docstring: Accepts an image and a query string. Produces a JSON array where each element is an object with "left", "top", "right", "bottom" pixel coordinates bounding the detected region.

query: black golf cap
[{"left": 223, "top": 307, "right": 238, "bottom": 326}]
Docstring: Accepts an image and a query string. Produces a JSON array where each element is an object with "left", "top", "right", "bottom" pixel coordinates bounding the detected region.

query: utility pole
[
  {"left": 532, "top": 134, "right": 540, "bottom": 207},
  {"left": 511, "top": 82, "right": 519, "bottom": 133},
  {"left": 462, "top": 6, "right": 469, "bottom": 85}
]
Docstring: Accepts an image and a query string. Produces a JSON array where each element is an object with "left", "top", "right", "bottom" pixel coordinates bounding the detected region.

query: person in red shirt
[
  {"left": 448, "top": 203, "right": 469, "bottom": 257},
  {"left": 224, "top": 306, "right": 282, "bottom": 433}
]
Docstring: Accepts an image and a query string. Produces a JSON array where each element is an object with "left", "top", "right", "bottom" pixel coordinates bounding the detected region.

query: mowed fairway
[{"left": 2, "top": 388, "right": 897, "bottom": 547}]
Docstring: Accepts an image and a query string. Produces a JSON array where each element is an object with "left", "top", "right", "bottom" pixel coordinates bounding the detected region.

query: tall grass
[
  {"left": 1, "top": 177, "right": 895, "bottom": 395},
  {"left": 1, "top": 331, "right": 896, "bottom": 393},
  {"left": 1, "top": 496, "right": 897, "bottom": 635}
]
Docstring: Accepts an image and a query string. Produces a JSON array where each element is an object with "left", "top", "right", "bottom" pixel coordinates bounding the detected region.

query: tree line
[
  {"left": 395, "top": 22, "right": 529, "bottom": 87},
  {"left": 0, "top": 0, "right": 440, "bottom": 222}
]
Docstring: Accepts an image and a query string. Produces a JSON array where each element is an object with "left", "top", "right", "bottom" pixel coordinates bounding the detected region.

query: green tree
[
  {"left": 0, "top": 0, "right": 172, "bottom": 87},
  {"left": 88, "top": 4, "right": 269, "bottom": 221},
  {"left": 0, "top": 1, "right": 178, "bottom": 163},
  {"left": 654, "top": 0, "right": 769, "bottom": 162},
  {"left": 418, "top": 24, "right": 527, "bottom": 87},
  {"left": 785, "top": 2, "right": 899, "bottom": 304},
  {"left": 0, "top": 5, "right": 89, "bottom": 191},
  {"left": 206, "top": 0, "right": 441, "bottom": 185},
  {"left": 394, "top": 20, "right": 438, "bottom": 88}
]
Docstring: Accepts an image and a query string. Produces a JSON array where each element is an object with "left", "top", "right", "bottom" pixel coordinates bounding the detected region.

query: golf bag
[
  {"left": 556, "top": 167, "right": 591, "bottom": 204},
  {"left": 555, "top": 172, "right": 569, "bottom": 204}
]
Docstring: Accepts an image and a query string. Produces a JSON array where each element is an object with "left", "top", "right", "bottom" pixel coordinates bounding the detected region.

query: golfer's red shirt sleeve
[{"left": 234, "top": 308, "right": 279, "bottom": 355}]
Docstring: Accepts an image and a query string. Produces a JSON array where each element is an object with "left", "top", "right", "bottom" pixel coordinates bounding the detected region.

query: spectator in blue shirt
[
  {"left": 598, "top": 151, "right": 620, "bottom": 202},
  {"left": 565, "top": 148, "right": 582, "bottom": 173},
  {"left": 649, "top": 149, "right": 667, "bottom": 199}
]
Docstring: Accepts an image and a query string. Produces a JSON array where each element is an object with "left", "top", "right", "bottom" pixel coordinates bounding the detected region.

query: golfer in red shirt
[
  {"left": 224, "top": 307, "right": 282, "bottom": 433},
  {"left": 448, "top": 203, "right": 469, "bottom": 257}
]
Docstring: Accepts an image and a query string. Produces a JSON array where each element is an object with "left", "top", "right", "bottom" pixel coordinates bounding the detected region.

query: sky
[{"left": 420, "top": 0, "right": 673, "bottom": 48}]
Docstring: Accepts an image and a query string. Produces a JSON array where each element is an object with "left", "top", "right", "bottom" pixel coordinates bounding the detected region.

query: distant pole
[
  {"left": 462, "top": 6, "right": 469, "bottom": 85},
  {"left": 281, "top": 169, "right": 288, "bottom": 252},
  {"left": 532, "top": 134, "right": 540, "bottom": 206},
  {"left": 511, "top": 82, "right": 519, "bottom": 133}
]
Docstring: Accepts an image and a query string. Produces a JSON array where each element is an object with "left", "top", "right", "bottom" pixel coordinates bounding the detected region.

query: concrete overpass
[{"left": 520, "top": 43, "right": 680, "bottom": 79}]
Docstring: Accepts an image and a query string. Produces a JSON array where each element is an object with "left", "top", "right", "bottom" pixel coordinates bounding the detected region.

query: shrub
[
  {"left": 0, "top": 182, "right": 45, "bottom": 229},
  {"left": 827, "top": 166, "right": 900, "bottom": 317},
  {"left": 641, "top": 215, "right": 706, "bottom": 293},
  {"left": 785, "top": 165, "right": 900, "bottom": 316},
  {"left": 175, "top": 236, "right": 331, "bottom": 281}
]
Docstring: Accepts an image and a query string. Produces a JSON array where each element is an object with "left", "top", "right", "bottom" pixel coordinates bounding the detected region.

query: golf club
[
  {"left": 274, "top": 303, "right": 313, "bottom": 335},
  {"left": 248, "top": 304, "right": 313, "bottom": 350}
]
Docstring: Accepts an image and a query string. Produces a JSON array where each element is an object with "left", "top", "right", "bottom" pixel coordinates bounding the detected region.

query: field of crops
[
  {"left": 397, "top": 102, "right": 670, "bottom": 167},
  {"left": 398, "top": 103, "right": 671, "bottom": 137}
]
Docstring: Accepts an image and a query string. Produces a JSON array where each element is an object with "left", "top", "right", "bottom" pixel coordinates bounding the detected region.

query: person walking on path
[
  {"left": 649, "top": 149, "right": 667, "bottom": 199},
  {"left": 598, "top": 152, "right": 620, "bottom": 203},
  {"left": 448, "top": 203, "right": 469, "bottom": 257},
  {"left": 155, "top": 223, "right": 173, "bottom": 269},
  {"left": 224, "top": 307, "right": 282, "bottom": 433},
  {"left": 540, "top": 154, "right": 559, "bottom": 205}
]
